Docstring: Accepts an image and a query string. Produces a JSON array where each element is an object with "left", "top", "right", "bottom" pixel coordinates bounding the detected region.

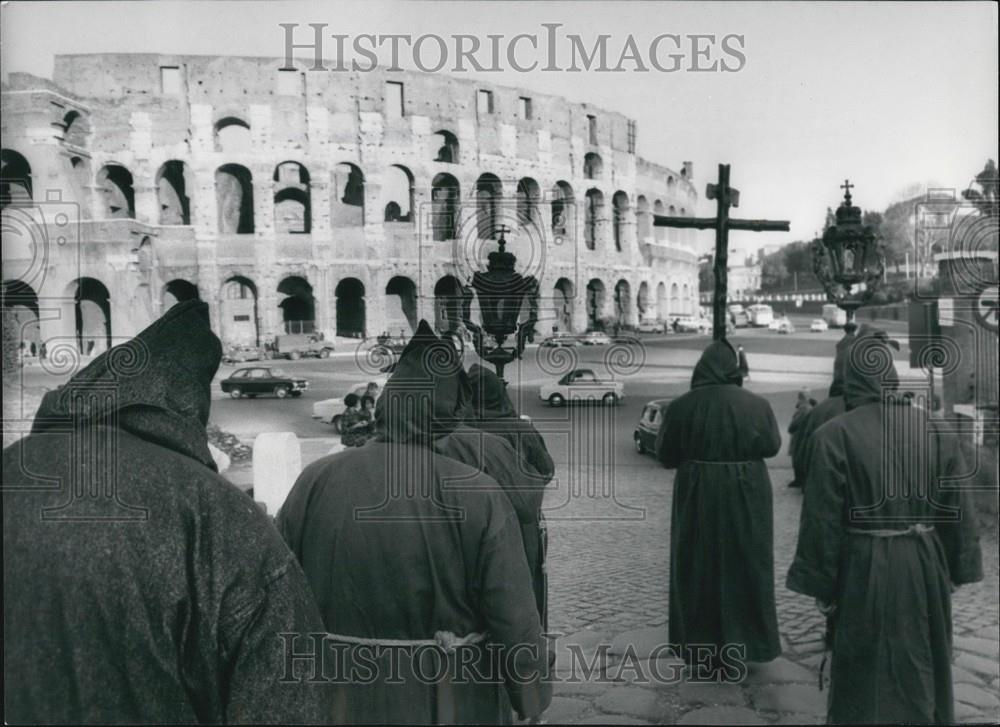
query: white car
[
  {"left": 539, "top": 368, "right": 624, "bottom": 406},
  {"left": 810, "top": 319, "right": 829, "bottom": 332},
  {"left": 578, "top": 331, "right": 613, "bottom": 345},
  {"left": 672, "top": 316, "right": 709, "bottom": 333},
  {"left": 636, "top": 320, "right": 666, "bottom": 334},
  {"left": 776, "top": 317, "right": 796, "bottom": 334},
  {"left": 767, "top": 317, "right": 784, "bottom": 331}
]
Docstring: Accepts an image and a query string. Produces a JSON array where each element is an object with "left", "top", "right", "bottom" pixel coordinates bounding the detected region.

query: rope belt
[
  {"left": 845, "top": 524, "right": 935, "bottom": 537},
  {"left": 325, "top": 630, "right": 488, "bottom": 652}
]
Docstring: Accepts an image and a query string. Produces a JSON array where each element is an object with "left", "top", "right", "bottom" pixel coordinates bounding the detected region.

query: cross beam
[{"left": 654, "top": 164, "right": 790, "bottom": 339}]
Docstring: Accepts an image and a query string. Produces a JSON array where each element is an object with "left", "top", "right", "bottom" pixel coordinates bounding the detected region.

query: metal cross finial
[
  {"left": 495, "top": 225, "right": 511, "bottom": 249},
  {"left": 841, "top": 179, "right": 854, "bottom": 204}
]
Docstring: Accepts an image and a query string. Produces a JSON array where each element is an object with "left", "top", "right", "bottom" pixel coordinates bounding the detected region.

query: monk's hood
[
  {"left": 691, "top": 340, "right": 743, "bottom": 389},
  {"left": 468, "top": 363, "right": 515, "bottom": 418},
  {"left": 374, "top": 320, "right": 469, "bottom": 443},
  {"left": 31, "top": 300, "right": 222, "bottom": 470},
  {"left": 828, "top": 333, "right": 854, "bottom": 397},
  {"left": 844, "top": 327, "right": 900, "bottom": 410}
]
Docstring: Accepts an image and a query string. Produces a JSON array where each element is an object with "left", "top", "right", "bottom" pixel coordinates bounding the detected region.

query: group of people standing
[
  {"left": 1, "top": 299, "right": 987, "bottom": 725},
  {"left": 654, "top": 327, "right": 983, "bottom": 724}
]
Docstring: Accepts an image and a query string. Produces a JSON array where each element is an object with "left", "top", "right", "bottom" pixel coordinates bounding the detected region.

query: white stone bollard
[{"left": 253, "top": 432, "right": 302, "bottom": 517}]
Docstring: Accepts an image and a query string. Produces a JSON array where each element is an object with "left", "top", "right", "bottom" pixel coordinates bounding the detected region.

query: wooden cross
[
  {"left": 654, "top": 164, "right": 790, "bottom": 339},
  {"left": 840, "top": 179, "right": 854, "bottom": 204}
]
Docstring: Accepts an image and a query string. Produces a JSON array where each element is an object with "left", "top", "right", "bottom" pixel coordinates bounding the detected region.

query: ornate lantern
[
  {"left": 461, "top": 226, "right": 539, "bottom": 382},
  {"left": 812, "top": 180, "right": 884, "bottom": 334}
]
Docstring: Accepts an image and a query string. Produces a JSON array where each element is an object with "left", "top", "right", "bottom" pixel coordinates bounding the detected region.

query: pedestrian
[
  {"left": 3, "top": 300, "right": 332, "bottom": 724},
  {"left": 786, "top": 327, "right": 982, "bottom": 724},
  {"left": 786, "top": 388, "right": 817, "bottom": 488},
  {"left": 277, "top": 321, "right": 551, "bottom": 724},
  {"left": 359, "top": 394, "right": 376, "bottom": 437},
  {"left": 466, "top": 361, "right": 555, "bottom": 624},
  {"left": 655, "top": 339, "right": 782, "bottom": 672},
  {"left": 339, "top": 393, "right": 368, "bottom": 447},
  {"left": 737, "top": 344, "right": 750, "bottom": 380}
]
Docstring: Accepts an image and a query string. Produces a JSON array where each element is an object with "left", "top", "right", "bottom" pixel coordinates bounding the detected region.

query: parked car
[
  {"left": 636, "top": 320, "right": 666, "bottom": 334},
  {"left": 374, "top": 333, "right": 408, "bottom": 355},
  {"left": 729, "top": 305, "right": 750, "bottom": 328},
  {"left": 746, "top": 304, "right": 775, "bottom": 327},
  {"left": 220, "top": 367, "right": 309, "bottom": 399},
  {"left": 672, "top": 316, "right": 713, "bottom": 334},
  {"left": 633, "top": 398, "right": 671, "bottom": 455},
  {"left": 274, "top": 333, "right": 335, "bottom": 360},
  {"left": 578, "top": 331, "right": 613, "bottom": 346},
  {"left": 540, "top": 333, "right": 582, "bottom": 348},
  {"left": 810, "top": 318, "right": 829, "bottom": 332},
  {"left": 776, "top": 317, "right": 796, "bottom": 334},
  {"left": 221, "top": 344, "right": 269, "bottom": 364},
  {"left": 767, "top": 317, "right": 784, "bottom": 331},
  {"left": 539, "top": 368, "right": 624, "bottom": 406}
]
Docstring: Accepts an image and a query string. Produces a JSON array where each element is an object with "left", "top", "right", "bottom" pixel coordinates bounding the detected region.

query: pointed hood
[
  {"left": 468, "top": 362, "right": 516, "bottom": 418},
  {"left": 828, "top": 332, "right": 853, "bottom": 397},
  {"left": 844, "top": 326, "right": 900, "bottom": 410},
  {"left": 691, "top": 340, "right": 743, "bottom": 389},
  {"left": 31, "top": 300, "right": 222, "bottom": 469},
  {"left": 374, "top": 320, "right": 469, "bottom": 443}
]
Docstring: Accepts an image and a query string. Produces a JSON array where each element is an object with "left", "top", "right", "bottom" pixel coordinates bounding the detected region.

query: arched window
[
  {"left": 156, "top": 160, "right": 193, "bottom": 225},
  {"left": 433, "top": 130, "right": 460, "bottom": 164},
  {"left": 583, "top": 152, "right": 603, "bottom": 180},
  {"left": 332, "top": 163, "right": 365, "bottom": 226},
  {"left": 431, "top": 173, "right": 459, "bottom": 241},
  {"left": 612, "top": 191, "right": 629, "bottom": 252},
  {"left": 273, "top": 162, "right": 311, "bottom": 233},
  {"left": 97, "top": 164, "right": 135, "bottom": 219},
  {"left": 215, "top": 164, "right": 254, "bottom": 233},
  {"left": 0, "top": 149, "right": 32, "bottom": 209},
  {"left": 516, "top": 177, "right": 540, "bottom": 227},
  {"left": 653, "top": 200, "right": 665, "bottom": 243},
  {"left": 584, "top": 189, "right": 604, "bottom": 251},
  {"left": 636, "top": 195, "right": 651, "bottom": 240},
  {"left": 551, "top": 181, "right": 575, "bottom": 239},
  {"left": 215, "top": 117, "right": 252, "bottom": 154},
  {"left": 383, "top": 165, "right": 414, "bottom": 222},
  {"left": 476, "top": 173, "right": 502, "bottom": 239}
]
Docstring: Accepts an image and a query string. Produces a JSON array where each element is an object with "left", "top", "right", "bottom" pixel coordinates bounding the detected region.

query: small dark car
[
  {"left": 220, "top": 366, "right": 309, "bottom": 399},
  {"left": 633, "top": 398, "right": 672, "bottom": 455}
]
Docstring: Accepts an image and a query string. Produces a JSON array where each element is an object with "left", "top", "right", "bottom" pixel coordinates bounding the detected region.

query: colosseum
[{"left": 1, "top": 53, "right": 700, "bottom": 356}]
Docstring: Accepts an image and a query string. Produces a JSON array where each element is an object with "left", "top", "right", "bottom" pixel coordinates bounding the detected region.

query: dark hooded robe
[
  {"left": 2, "top": 300, "right": 332, "bottom": 724},
  {"left": 276, "top": 321, "right": 551, "bottom": 725},
  {"left": 460, "top": 362, "right": 554, "bottom": 626},
  {"left": 655, "top": 340, "right": 782, "bottom": 664},
  {"left": 786, "top": 330, "right": 983, "bottom": 725},
  {"left": 790, "top": 333, "right": 852, "bottom": 489}
]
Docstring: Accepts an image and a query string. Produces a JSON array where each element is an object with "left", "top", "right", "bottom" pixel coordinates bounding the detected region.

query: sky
[{"left": 2, "top": 1, "right": 997, "bottom": 257}]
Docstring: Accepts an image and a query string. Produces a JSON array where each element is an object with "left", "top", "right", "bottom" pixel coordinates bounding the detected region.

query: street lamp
[
  {"left": 812, "top": 180, "right": 884, "bottom": 334},
  {"left": 461, "top": 226, "right": 539, "bottom": 382}
]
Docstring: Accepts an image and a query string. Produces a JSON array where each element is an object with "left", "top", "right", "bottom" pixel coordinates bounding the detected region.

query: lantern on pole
[
  {"left": 461, "top": 226, "right": 539, "bottom": 382},
  {"left": 813, "top": 180, "right": 884, "bottom": 334}
]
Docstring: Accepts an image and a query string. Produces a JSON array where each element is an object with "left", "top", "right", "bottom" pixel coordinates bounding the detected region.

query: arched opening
[
  {"left": 220, "top": 276, "right": 259, "bottom": 346},
  {"left": 584, "top": 188, "right": 603, "bottom": 251},
  {"left": 383, "top": 165, "right": 414, "bottom": 222},
  {"left": 215, "top": 164, "right": 254, "bottom": 233},
  {"left": 273, "top": 161, "right": 311, "bottom": 234},
  {"left": 434, "top": 275, "right": 463, "bottom": 332},
  {"left": 385, "top": 276, "right": 418, "bottom": 334},
  {"left": 653, "top": 200, "right": 665, "bottom": 243},
  {"left": 553, "top": 278, "right": 575, "bottom": 333},
  {"left": 2, "top": 279, "right": 41, "bottom": 356},
  {"left": 156, "top": 160, "right": 193, "bottom": 225},
  {"left": 335, "top": 277, "right": 366, "bottom": 338},
  {"left": 476, "top": 173, "right": 502, "bottom": 239},
  {"left": 586, "top": 278, "right": 606, "bottom": 330},
  {"left": 612, "top": 191, "right": 629, "bottom": 252},
  {"left": 670, "top": 283, "right": 680, "bottom": 317},
  {"left": 668, "top": 205, "right": 677, "bottom": 243},
  {"left": 516, "top": 177, "right": 540, "bottom": 227},
  {"left": 277, "top": 276, "right": 315, "bottom": 334},
  {"left": 215, "top": 117, "right": 252, "bottom": 154},
  {"left": 62, "top": 110, "right": 89, "bottom": 148},
  {"left": 637, "top": 281, "right": 650, "bottom": 321},
  {"left": 636, "top": 195, "right": 651, "bottom": 240},
  {"left": 332, "top": 162, "right": 365, "bottom": 226},
  {"left": 431, "top": 173, "right": 460, "bottom": 241},
  {"left": 667, "top": 176, "right": 676, "bottom": 193},
  {"left": 433, "top": 130, "right": 460, "bottom": 164},
  {"left": 682, "top": 283, "right": 691, "bottom": 314},
  {"left": 162, "top": 279, "right": 200, "bottom": 310},
  {"left": 69, "top": 277, "right": 112, "bottom": 355},
  {"left": 1, "top": 149, "right": 33, "bottom": 209},
  {"left": 551, "top": 181, "right": 575, "bottom": 240},
  {"left": 614, "top": 279, "right": 633, "bottom": 326},
  {"left": 97, "top": 164, "right": 135, "bottom": 218},
  {"left": 583, "top": 152, "right": 603, "bottom": 180},
  {"left": 657, "top": 282, "right": 668, "bottom": 320}
]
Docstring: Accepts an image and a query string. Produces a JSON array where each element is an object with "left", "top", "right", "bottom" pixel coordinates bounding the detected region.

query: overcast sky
[{"left": 3, "top": 1, "right": 997, "bottom": 256}]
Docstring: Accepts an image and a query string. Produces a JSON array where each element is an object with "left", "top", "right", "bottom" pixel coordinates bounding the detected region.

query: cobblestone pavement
[{"left": 542, "top": 384, "right": 1000, "bottom": 725}]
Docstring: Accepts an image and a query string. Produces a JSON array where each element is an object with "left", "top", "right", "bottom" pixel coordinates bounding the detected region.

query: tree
[{"left": 760, "top": 252, "right": 787, "bottom": 290}]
